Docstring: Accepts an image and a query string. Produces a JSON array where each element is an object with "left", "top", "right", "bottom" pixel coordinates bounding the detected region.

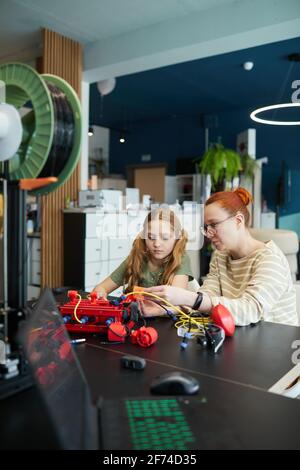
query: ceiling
[
  {"left": 0, "top": 0, "right": 236, "bottom": 62},
  {"left": 89, "top": 36, "right": 300, "bottom": 128},
  {"left": 1, "top": 0, "right": 299, "bottom": 128}
]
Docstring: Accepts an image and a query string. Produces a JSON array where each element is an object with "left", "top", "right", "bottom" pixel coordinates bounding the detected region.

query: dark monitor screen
[{"left": 19, "top": 288, "right": 98, "bottom": 449}]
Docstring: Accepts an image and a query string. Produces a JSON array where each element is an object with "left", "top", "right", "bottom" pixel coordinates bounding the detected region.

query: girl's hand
[
  {"left": 91, "top": 286, "right": 107, "bottom": 300},
  {"left": 143, "top": 285, "right": 197, "bottom": 307}
]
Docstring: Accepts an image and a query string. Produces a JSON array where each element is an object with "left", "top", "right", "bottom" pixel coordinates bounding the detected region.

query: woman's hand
[
  {"left": 143, "top": 285, "right": 197, "bottom": 307},
  {"left": 140, "top": 300, "right": 168, "bottom": 317}
]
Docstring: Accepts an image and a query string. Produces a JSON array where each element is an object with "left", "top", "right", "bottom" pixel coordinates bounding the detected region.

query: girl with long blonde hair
[{"left": 93, "top": 208, "right": 193, "bottom": 298}]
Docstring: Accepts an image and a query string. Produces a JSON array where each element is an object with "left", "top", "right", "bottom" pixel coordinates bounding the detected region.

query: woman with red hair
[{"left": 147, "top": 188, "right": 298, "bottom": 326}]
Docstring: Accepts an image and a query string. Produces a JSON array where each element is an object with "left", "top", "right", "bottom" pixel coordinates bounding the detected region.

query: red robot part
[
  {"left": 107, "top": 322, "right": 127, "bottom": 342},
  {"left": 36, "top": 362, "right": 58, "bottom": 386},
  {"left": 131, "top": 326, "right": 158, "bottom": 347},
  {"left": 211, "top": 304, "right": 235, "bottom": 337},
  {"left": 58, "top": 290, "right": 129, "bottom": 334}
]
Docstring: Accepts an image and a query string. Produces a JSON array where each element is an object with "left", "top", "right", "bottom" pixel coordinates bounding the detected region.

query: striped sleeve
[
  {"left": 209, "top": 252, "right": 293, "bottom": 326},
  {"left": 200, "top": 251, "right": 222, "bottom": 297}
]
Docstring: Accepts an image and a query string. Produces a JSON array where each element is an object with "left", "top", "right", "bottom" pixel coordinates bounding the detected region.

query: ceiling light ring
[{"left": 250, "top": 102, "right": 300, "bottom": 125}]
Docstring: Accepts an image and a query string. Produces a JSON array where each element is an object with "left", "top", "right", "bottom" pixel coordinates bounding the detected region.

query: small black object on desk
[
  {"left": 150, "top": 371, "right": 200, "bottom": 395},
  {"left": 120, "top": 355, "right": 146, "bottom": 370}
]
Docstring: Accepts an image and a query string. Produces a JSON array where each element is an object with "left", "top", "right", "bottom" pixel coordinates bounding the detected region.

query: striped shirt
[{"left": 200, "top": 240, "right": 298, "bottom": 326}]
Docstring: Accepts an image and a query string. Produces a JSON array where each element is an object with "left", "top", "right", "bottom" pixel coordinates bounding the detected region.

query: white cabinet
[
  {"left": 109, "top": 238, "right": 132, "bottom": 260},
  {"left": 64, "top": 211, "right": 134, "bottom": 292},
  {"left": 85, "top": 213, "right": 99, "bottom": 238},
  {"left": 31, "top": 238, "right": 41, "bottom": 262},
  {"left": 85, "top": 239, "right": 108, "bottom": 263},
  {"left": 85, "top": 260, "right": 109, "bottom": 290},
  {"left": 109, "top": 257, "right": 127, "bottom": 274},
  {"left": 64, "top": 209, "right": 201, "bottom": 291},
  {"left": 31, "top": 261, "right": 41, "bottom": 285}
]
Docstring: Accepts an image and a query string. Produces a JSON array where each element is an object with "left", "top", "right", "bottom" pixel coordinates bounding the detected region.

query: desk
[
  {"left": 81, "top": 318, "right": 300, "bottom": 400},
  {"left": 1, "top": 318, "right": 300, "bottom": 450}
]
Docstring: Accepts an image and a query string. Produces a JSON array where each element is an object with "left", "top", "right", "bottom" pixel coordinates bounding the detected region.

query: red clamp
[
  {"left": 67, "top": 290, "right": 78, "bottom": 302},
  {"left": 89, "top": 291, "right": 98, "bottom": 303},
  {"left": 107, "top": 322, "right": 127, "bottom": 342},
  {"left": 131, "top": 326, "right": 158, "bottom": 347},
  {"left": 211, "top": 304, "right": 235, "bottom": 337}
]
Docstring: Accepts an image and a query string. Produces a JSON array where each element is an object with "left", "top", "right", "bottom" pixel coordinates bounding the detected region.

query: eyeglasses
[{"left": 201, "top": 215, "right": 235, "bottom": 236}]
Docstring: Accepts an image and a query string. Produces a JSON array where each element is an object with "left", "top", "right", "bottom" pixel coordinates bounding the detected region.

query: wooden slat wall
[{"left": 41, "top": 28, "right": 82, "bottom": 287}]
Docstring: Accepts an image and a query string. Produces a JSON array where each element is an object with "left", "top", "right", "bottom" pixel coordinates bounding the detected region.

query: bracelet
[{"left": 192, "top": 292, "right": 203, "bottom": 310}]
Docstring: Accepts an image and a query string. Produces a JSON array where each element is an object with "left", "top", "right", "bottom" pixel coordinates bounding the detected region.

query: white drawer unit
[
  {"left": 31, "top": 260, "right": 41, "bottom": 285},
  {"left": 27, "top": 285, "right": 41, "bottom": 301},
  {"left": 109, "top": 238, "right": 132, "bottom": 260},
  {"left": 84, "top": 261, "right": 109, "bottom": 290},
  {"left": 64, "top": 209, "right": 201, "bottom": 290},
  {"left": 109, "top": 258, "right": 123, "bottom": 274},
  {"left": 31, "top": 238, "right": 41, "bottom": 262},
  {"left": 85, "top": 213, "right": 99, "bottom": 238},
  {"left": 64, "top": 212, "right": 135, "bottom": 290},
  {"left": 127, "top": 210, "right": 148, "bottom": 239},
  {"left": 27, "top": 236, "right": 41, "bottom": 290},
  {"left": 93, "top": 212, "right": 128, "bottom": 239},
  {"left": 85, "top": 238, "right": 109, "bottom": 263}
]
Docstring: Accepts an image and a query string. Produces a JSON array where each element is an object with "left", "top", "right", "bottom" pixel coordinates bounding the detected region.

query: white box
[
  {"left": 99, "top": 178, "right": 127, "bottom": 192},
  {"left": 261, "top": 212, "right": 276, "bottom": 229},
  {"left": 126, "top": 188, "right": 140, "bottom": 206},
  {"left": 237, "top": 128, "right": 256, "bottom": 158}
]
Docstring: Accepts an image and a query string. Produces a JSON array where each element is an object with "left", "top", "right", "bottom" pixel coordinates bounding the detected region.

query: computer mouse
[{"left": 150, "top": 371, "right": 200, "bottom": 395}]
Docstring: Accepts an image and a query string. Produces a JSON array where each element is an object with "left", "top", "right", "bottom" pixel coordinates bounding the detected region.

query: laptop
[
  {"left": 19, "top": 288, "right": 300, "bottom": 450},
  {"left": 19, "top": 288, "right": 199, "bottom": 450}
]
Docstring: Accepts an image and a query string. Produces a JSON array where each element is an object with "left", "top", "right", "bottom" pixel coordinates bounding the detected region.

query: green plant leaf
[
  {"left": 199, "top": 143, "right": 242, "bottom": 187},
  {"left": 240, "top": 154, "right": 259, "bottom": 179}
]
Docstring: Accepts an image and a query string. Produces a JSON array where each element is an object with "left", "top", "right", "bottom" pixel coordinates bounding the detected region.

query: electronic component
[
  {"left": 120, "top": 355, "right": 146, "bottom": 370},
  {"left": 78, "top": 190, "right": 104, "bottom": 208},
  {"left": 197, "top": 324, "right": 225, "bottom": 354}
]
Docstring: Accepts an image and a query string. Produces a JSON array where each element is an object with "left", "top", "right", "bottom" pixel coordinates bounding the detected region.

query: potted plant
[
  {"left": 198, "top": 143, "right": 241, "bottom": 191},
  {"left": 198, "top": 143, "right": 258, "bottom": 191},
  {"left": 239, "top": 153, "right": 259, "bottom": 180}
]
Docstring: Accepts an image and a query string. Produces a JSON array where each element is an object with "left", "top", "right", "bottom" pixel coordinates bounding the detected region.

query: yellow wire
[
  {"left": 73, "top": 293, "right": 82, "bottom": 323},
  {"left": 125, "top": 291, "right": 209, "bottom": 332},
  {"left": 72, "top": 291, "right": 210, "bottom": 333},
  {"left": 174, "top": 318, "right": 208, "bottom": 332}
]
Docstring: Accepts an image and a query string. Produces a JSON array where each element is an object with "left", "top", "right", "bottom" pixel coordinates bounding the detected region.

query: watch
[{"left": 192, "top": 291, "right": 203, "bottom": 310}]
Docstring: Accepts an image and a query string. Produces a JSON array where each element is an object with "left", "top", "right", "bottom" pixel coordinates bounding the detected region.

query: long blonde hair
[{"left": 124, "top": 208, "right": 188, "bottom": 291}]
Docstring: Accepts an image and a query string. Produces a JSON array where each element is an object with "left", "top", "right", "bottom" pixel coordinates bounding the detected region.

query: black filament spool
[{"left": 40, "top": 82, "right": 75, "bottom": 177}]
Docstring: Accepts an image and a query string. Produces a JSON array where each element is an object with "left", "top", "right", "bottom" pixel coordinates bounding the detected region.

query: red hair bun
[{"left": 234, "top": 187, "right": 253, "bottom": 206}]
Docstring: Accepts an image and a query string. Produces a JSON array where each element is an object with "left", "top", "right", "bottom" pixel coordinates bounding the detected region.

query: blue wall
[
  {"left": 109, "top": 108, "right": 300, "bottom": 216},
  {"left": 110, "top": 116, "right": 205, "bottom": 174}
]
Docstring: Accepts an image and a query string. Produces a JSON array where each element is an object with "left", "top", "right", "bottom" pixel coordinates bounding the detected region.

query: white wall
[
  {"left": 83, "top": 0, "right": 300, "bottom": 82},
  {"left": 88, "top": 125, "right": 110, "bottom": 175}
]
